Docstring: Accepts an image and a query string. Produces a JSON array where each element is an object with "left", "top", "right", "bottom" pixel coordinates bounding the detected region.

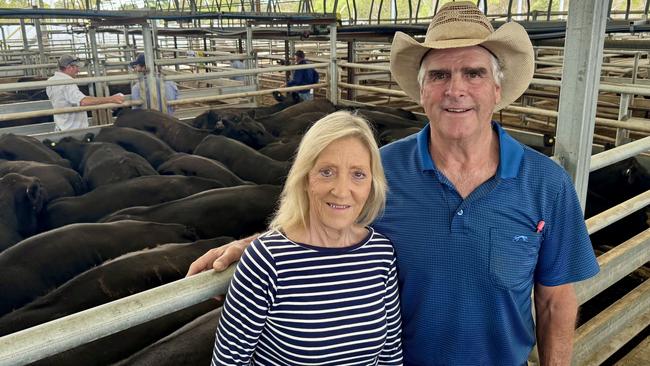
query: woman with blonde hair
[{"left": 212, "top": 110, "right": 403, "bottom": 365}]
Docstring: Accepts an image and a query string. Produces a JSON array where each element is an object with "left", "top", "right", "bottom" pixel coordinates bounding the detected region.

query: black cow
[
  {"left": 194, "top": 135, "right": 290, "bottom": 185},
  {"left": 115, "top": 109, "right": 209, "bottom": 153},
  {"left": 0, "top": 220, "right": 197, "bottom": 316},
  {"left": 259, "top": 111, "right": 325, "bottom": 137},
  {"left": 378, "top": 127, "right": 422, "bottom": 146},
  {"left": 192, "top": 108, "right": 250, "bottom": 130},
  {"left": 257, "top": 99, "right": 336, "bottom": 135},
  {"left": 586, "top": 157, "right": 650, "bottom": 247},
  {"left": 93, "top": 126, "right": 176, "bottom": 168},
  {"left": 258, "top": 136, "right": 301, "bottom": 161},
  {"left": 211, "top": 115, "right": 276, "bottom": 149},
  {"left": 41, "top": 175, "right": 226, "bottom": 230},
  {"left": 47, "top": 137, "right": 157, "bottom": 190},
  {"left": 0, "top": 160, "right": 86, "bottom": 201},
  {"left": 157, "top": 153, "right": 251, "bottom": 186},
  {"left": 115, "top": 307, "right": 222, "bottom": 365},
  {"left": 190, "top": 98, "right": 300, "bottom": 130},
  {"left": 0, "top": 173, "right": 45, "bottom": 251},
  {"left": 0, "top": 237, "right": 231, "bottom": 336},
  {"left": 0, "top": 134, "right": 71, "bottom": 168},
  {"left": 347, "top": 105, "right": 420, "bottom": 121},
  {"left": 356, "top": 109, "right": 426, "bottom": 131},
  {"left": 101, "top": 185, "right": 281, "bottom": 239}
]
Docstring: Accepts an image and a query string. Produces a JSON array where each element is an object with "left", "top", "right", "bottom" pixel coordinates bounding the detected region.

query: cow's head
[
  {"left": 221, "top": 116, "right": 275, "bottom": 149},
  {"left": 0, "top": 173, "right": 45, "bottom": 236}
]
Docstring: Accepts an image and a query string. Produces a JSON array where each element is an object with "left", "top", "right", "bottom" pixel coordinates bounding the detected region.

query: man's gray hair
[{"left": 417, "top": 50, "right": 504, "bottom": 88}]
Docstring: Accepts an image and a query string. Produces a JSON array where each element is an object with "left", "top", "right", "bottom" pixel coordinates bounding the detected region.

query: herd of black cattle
[{"left": 0, "top": 98, "right": 648, "bottom": 365}]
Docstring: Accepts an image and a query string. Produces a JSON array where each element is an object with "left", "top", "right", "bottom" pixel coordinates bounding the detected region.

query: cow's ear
[{"left": 26, "top": 181, "right": 45, "bottom": 212}]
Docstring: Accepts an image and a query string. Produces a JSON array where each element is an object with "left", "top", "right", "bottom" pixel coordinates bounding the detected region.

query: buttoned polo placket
[
  {"left": 432, "top": 167, "right": 503, "bottom": 234},
  {"left": 417, "top": 122, "right": 522, "bottom": 235}
]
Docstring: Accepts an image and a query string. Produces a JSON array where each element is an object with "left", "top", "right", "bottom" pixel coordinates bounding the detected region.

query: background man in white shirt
[{"left": 46, "top": 54, "right": 124, "bottom": 131}]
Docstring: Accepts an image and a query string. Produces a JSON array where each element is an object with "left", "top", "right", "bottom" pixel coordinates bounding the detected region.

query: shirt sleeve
[
  {"left": 211, "top": 239, "right": 276, "bottom": 365},
  {"left": 165, "top": 81, "right": 179, "bottom": 102},
  {"left": 535, "top": 174, "right": 600, "bottom": 286},
  {"left": 63, "top": 84, "right": 86, "bottom": 106},
  {"left": 378, "top": 253, "right": 404, "bottom": 365}
]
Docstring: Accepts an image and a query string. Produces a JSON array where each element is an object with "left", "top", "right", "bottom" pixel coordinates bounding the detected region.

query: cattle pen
[{"left": 0, "top": 0, "right": 649, "bottom": 365}]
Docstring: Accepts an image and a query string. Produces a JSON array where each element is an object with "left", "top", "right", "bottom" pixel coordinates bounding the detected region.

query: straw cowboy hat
[{"left": 390, "top": 1, "right": 534, "bottom": 111}]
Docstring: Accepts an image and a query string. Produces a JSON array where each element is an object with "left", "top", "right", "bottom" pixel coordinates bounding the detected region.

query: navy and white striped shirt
[{"left": 212, "top": 228, "right": 403, "bottom": 365}]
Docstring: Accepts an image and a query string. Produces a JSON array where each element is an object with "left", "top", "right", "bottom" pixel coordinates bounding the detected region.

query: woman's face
[{"left": 307, "top": 137, "right": 373, "bottom": 233}]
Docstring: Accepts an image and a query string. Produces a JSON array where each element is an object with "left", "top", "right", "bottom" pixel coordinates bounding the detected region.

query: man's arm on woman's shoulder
[{"left": 186, "top": 234, "right": 258, "bottom": 276}]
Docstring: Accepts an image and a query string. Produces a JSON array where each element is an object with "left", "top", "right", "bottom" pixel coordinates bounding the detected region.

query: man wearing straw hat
[
  {"left": 46, "top": 54, "right": 125, "bottom": 131},
  {"left": 188, "top": 2, "right": 599, "bottom": 364}
]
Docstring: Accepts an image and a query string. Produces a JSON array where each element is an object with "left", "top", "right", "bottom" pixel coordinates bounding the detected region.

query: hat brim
[{"left": 390, "top": 22, "right": 534, "bottom": 111}]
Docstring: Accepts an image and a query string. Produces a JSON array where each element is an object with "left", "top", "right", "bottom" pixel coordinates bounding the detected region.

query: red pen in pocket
[{"left": 536, "top": 220, "right": 545, "bottom": 233}]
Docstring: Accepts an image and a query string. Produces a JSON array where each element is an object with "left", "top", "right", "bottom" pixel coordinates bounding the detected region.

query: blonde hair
[{"left": 269, "top": 110, "right": 387, "bottom": 232}]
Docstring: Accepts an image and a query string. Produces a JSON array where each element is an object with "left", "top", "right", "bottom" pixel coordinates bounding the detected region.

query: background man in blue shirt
[
  {"left": 130, "top": 53, "right": 179, "bottom": 116},
  {"left": 188, "top": 2, "right": 599, "bottom": 365},
  {"left": 286, "top": 50, "right": 319, "bottom": 101}
]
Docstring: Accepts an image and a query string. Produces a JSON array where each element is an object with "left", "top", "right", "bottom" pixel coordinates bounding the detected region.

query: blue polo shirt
[{"left": 373, "top": 122, "right": 599, "bottom": 365}]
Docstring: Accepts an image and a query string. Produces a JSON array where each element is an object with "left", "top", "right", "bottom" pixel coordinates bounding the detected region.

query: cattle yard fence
[{"left": 1, "top": 13, "right": 649, "bottom": 365}]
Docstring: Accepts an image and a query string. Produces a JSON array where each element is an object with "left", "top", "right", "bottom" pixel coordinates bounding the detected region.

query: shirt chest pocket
[{"left": 489, "top": 227, "right": 542, "bottom": 289}]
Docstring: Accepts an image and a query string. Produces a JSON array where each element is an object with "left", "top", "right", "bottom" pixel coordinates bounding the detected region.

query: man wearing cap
[
  {"left": 286, "top": 50, "right": 319, "bottom": 101},
  {"left": 130, "top": 53, "right": 179, "bottom": 116},
  {"left": 187, "top": 2, "right": 599, "bottom": 365},
  {"left": 46, "top": 54, "right": 125, "bottom": 131}
]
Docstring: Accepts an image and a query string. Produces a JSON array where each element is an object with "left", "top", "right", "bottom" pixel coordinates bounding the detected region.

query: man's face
[
  {"left": 419, "top": 46, "right": 501, "bottom": 142},
  {"left": 134, "top": 64, "right": 146, "bottom": 73},
  {"left": 64, "top": 64, "right": 80, "bottom": 77}
]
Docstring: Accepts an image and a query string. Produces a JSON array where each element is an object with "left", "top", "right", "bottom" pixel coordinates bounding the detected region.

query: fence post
[
  {"left": 553, "top": 0, "right": 608, "bottom": 211},
  {"left": 328, "top": 23, "right": 338, "bottom": 105}
]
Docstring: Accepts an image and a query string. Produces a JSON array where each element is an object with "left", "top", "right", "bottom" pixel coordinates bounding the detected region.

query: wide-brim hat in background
[{"left": 390, "top": 1, "right": 534, "bottom": 111}]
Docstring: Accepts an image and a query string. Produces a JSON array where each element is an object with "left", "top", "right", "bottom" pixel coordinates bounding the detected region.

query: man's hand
[
  {"left": 186, "top": 235, "right": 255, "bottom": 276},
  {"left": 108, "top": 94, "right": 125, "bottom": 104}
]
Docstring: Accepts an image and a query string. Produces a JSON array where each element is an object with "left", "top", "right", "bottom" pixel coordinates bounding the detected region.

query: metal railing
[
  {"left": 0, "top": 31, "right": 648, "bottom": 366},
  {"left": 0, "top": 266, "right": 236, "bottom": 366}
]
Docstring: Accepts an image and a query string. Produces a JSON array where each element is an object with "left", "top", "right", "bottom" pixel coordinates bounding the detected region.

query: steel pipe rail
[
  {"left": 589, "top": 135, "right": 650, "bottom": 172},
  {"left": 339, "top": 61, "right": 391, "bottom": 72},
  {"left": 164, "top": 62, "right": 329, "bottom": 83},
  {"left": 153, "top": 55, "right": 252, "bottom": 66},
  {"left": 504, "top": 105, "right": 650, "bottom": 134},
  {"left": 338, "top": 82, "right": 408, "bottom": 97},
  {"left": 167, "top": 83, "right": 327, "bottom": 105},
  {"left": 586, "top": 190, "right": 650, "bottom": 235},
  {"left": 336, "top": 63, "right": 650, "bottom": 97},
  {"left": 0, "top": 265, "right": 236, "bottom": 366},
  {"left": 573, "top": 277, "right": 650, "bottom": 365},
  {"left": 0, "top": 63, "right": 58, "bottom": 72},
  {"left": 0, "top": 100, "right": 142, "bottom": 122},
  {"left": 574, "top": 229, "right": 650, "bottom": 305},
  {"left": 102, "top": 55, "right": 253, "bottom": 68},
  {"left": 530, "top": 77, "right": 650, "bottom": 97},
  {"left": 0, "top": 74, "right": 138, "bottom": 93}
]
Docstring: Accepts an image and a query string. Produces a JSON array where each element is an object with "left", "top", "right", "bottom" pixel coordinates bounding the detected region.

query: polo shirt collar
[{"left": 415, "top": 121, "right": 524, "bottom": 179}]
